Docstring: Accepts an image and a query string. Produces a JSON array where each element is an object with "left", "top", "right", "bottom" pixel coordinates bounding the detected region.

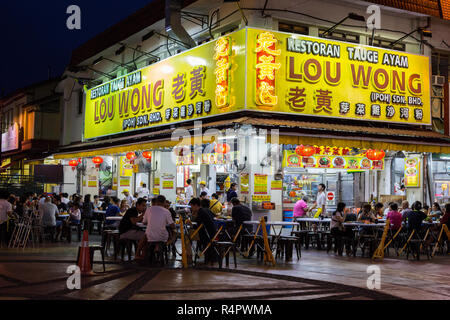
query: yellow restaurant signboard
[
  {"left": 84, "top": 28, "right": 430, "bottom": 140},
  {"left": 245, "top": 28, "right": 430, "bottom": 125}
]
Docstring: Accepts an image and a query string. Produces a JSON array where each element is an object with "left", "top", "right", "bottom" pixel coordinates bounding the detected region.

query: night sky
[{"left": 0, "top": 0, "right": 154, "bottom": 96}]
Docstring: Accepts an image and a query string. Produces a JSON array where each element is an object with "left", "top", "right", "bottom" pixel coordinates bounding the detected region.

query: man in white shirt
[
  {"left": 185, "top": 179, "right": 194, "bottom": 202},
  {"left": 40, "top": 197, "right": 62, "bottom": 242},
  {"left": 137, "top": 183, "right": 150, "bottom": 198},
  {"left": 0, "top": 191, "right": 13, "bottom": 245},
  {"left": 199, "top": 180, "right": 210, "bottom": 198},
  {"left": 311, "top": 183, "right": 327, "bottom": 217},
  {"left": 122, "top": 189, "right": 134, "bottom": 207}
]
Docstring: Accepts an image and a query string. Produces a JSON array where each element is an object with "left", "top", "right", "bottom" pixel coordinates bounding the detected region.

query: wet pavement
[{"left": 0, "top": 235, "right": 448, "bottom": 300}]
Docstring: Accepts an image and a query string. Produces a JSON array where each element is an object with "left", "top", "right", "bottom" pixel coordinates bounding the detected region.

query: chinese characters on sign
[
  {"left": 255, "top": 32, "right": 281, "bottom": 106},
  {"left": 214, "top": 36, "right": 232, "bottom": 108},
  {"left": 247, "top": 28, "right": 431, "bottom": 125}
]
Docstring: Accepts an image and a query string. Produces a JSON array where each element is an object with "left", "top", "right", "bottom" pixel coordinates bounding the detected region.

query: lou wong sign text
[
  {"left": 84, "top": 27, "right": 431, "bottom": 140},
  {"left": 245, "top": 28, "right": 431, "bottom": 125},
  {"left": 83, "top": 29, "right": 247, "bottom": 139}
]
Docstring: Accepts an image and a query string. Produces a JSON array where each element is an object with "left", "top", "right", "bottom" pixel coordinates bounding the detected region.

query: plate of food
[
  {"left": 405, "top": 158, "right": 417, "bottom": 167},
  {"left": 405, "top": 167, "right": 417, "bottom": 176},
  {"left": 361, "top": 158, "right": 371, "bottom": 169},
  {"left": 333, "top": 156, "right": 345, "bottom": 168},
  {"left": 318, "top": 157, "right": 331, "bottom": 167},
  {"left": 287, "top": 154, "right": 300, "bottom": 166},
  {"left": 348, "top": 158, "right": 358, "bottom": 168},
  {"left": 302, "top": 156, "right": 316, "bottom": 167}
]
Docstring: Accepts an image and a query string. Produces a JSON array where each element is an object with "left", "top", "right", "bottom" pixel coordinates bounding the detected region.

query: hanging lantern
[
  {"left": 214, "top": 143, "right": 230, "bottom": 154},
  {"left": 77, "top": 158, "right": 82, "bottom": 164},
  {"left": 366, "top": 149, "right": 385, "bottom": 161},
  {"left": 69, "top": 160, "right": 78, "bottom": 171},
  {"left": 92, "top": 156, "right": 103, "bottom": 168},
  {"left": 295, "top": 145, "right": 315, "bottom": 157},
  {"left": 142, "top": 151, "right": 152, "bottom": 162},
  {"left": 126, "top": 151, "right": 137, "bottom": 164}
]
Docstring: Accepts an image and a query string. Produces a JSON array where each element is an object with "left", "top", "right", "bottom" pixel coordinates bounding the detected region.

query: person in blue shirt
[
  {"left": 226, "top": 183, "right": 238, "bottom": 203},
  {"left": 105, "top": 197, "right": 121, "bottom": 227}
]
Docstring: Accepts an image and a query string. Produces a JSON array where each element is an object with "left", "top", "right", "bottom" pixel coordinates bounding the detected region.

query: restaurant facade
[{"left": 52, "top": 0, "right": 450, "bottom": 221}]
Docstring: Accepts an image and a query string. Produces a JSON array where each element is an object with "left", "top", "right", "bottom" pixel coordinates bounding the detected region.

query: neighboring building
[
  {"left": 0, "top": 78, "right": 62, "bottom": 195},
  {"left": 53, "top": 0, "right": 450, "bottom": 216}
]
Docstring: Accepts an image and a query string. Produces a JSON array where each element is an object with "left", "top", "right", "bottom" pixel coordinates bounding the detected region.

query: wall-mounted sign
[
  {"left": 119, "top": 177, "right": 130, "bottom": 187},
  {"left": 240, "top": 173, "right": 249, "bottom": 194},
  {"left": 404, "top": 157, "right": 420, "bottom": 187},
  {"left": 1, "top": 123, "right": 19, "bottom": 153},
  {"left": 84, "top": 27, "right": 430, "bottom": 140},
  {"left": 84, "top": 30, "right": 247, "bottom": 140},
  {"left": 120, "top": 156, "right": 133, "bottom": 177},
  {"left": 246, "top": 28, "right": 430, "bottom": 125},
  {"left": 254, "top": 174, "right": 268, "bottom": 194},
  {"left": 271, "top": 180, "right": 282, "bottom": 190},
  {"left": 252, "top": 195, "right": 271, "bottom": 202},
  {"left": 283, "top": 151, "right": 384, "bottom": 170}
]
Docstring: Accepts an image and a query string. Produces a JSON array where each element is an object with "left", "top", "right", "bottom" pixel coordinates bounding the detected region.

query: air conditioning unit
[{"left": 432, "top": 75, "right": 446, "bottom": 86}]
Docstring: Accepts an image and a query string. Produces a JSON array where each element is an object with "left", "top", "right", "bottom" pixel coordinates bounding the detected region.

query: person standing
[
  {"left": 226, "top": 183, "right": 238, "bottom": 203},
  {"left": 0, "top": 191, "right": 13, "bottom": 245},
  {"left": 122, "top": 189, "right": 134, "bottom": 207},
  {"left": 199, "top": 181, "right": 210, "bottom": 198},
  {"left": 310, "top": 183, "right": 327, "bottom": 217},
  {"left": 330, "top": 202, "right": 347, "bottom": 256},
  {"left": 137, "top": 183, "right": 150, "bottom": 199},
  {"left": 185, "top": 179, "right": 194, "bottom": 202}
]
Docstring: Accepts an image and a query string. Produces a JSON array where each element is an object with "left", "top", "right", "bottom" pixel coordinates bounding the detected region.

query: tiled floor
[{"left": 0, "top": 234, "right": 448, "bottom": 300}]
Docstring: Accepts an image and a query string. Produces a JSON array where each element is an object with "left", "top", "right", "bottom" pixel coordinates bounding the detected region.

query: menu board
[
  {"left": 271, "top": 180, "right": 282, "bottom": 190},
  {"left": 120, "top": 156, "right": 133, "bottom": 176},
  {"left": 176, "top": 152, "right": 238, "bottom": 165},
  {"left": 252, "top": 195, "right": 271, "bottom": 202},
  {"left": 254, "top": 174, "right": 268, "bottom": 194},
  {"left": 240, "top": 173, "right": 249, "bottom": 194},
  {"left": 154, "top": 177, "right": 160, "bottom": 186},
  {"left": 163, "top": 179, "right": 174, "bottom": 189},
  {"left": 119, "top": 177, "right": 130, "bottom": 187},
  {"left": 404, "top": 157, "right": 420, "bottom": 187},
  {"left": 283, "top": 151, "right": 384, "bottom": 170},
  {"left": 152, "top": 188, "right": 160, "bottom": 195}
]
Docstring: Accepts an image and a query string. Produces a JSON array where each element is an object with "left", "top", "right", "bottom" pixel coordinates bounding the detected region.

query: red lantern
[
  {"left": 69, "top": 160, "right": 78, "bottom": 171},
  {"left": 214, "top": 143, "right": 230, "bottom": 154},
  {"left": 92, "top": 156, "right": 103, "bottom": 168},
  {"left": 77, "top": 158, "right": 82, "bottom": 164},
  {"left": 142, "top": 151, "right": 152, "bottom": 162},
  {"left": 366, "top": 149, "right": 385, "bottom": 161},
  {"left": 126, "top": 151, "right": 137, "bottom": 161},
  {"left": 295, "top": 145, "right": 315, "bottom": 157}
]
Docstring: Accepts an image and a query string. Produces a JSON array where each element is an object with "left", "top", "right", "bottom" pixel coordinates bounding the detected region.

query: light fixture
[
  {"left": 142, "top": 30, "right": 155, "bottom": 42},
  {"left": 92, "top": 56, "right": 103, "bottom": 65},
  {"left": 321, "top": 12, "right": 365, "bottom": 37},
  {"left": 115, "top": 45, "right": 125, "bottom": 56}
]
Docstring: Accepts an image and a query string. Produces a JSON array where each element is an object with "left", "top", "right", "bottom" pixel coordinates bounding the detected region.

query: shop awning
[
  {"left": 52, "top": 114, "right": 450, "bottom": 159},
  {"left": 248, "top": 117, "right": 450, "bottom": 153}
]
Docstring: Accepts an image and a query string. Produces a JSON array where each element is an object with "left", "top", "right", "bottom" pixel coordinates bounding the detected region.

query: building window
[
  {"left": 371, "top": 38, "right": 405, "bottom": 51},
  {"left": 319, "top": 29, "right": 360, "bottom": 44},
  {"left": 279, "top": 22, "right": 309, "bottom": 35}
]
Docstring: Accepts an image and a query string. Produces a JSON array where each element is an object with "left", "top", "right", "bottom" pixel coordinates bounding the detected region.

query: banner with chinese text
[{"left": 245, "top": 28, "right": 430, "bottom": 125}]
